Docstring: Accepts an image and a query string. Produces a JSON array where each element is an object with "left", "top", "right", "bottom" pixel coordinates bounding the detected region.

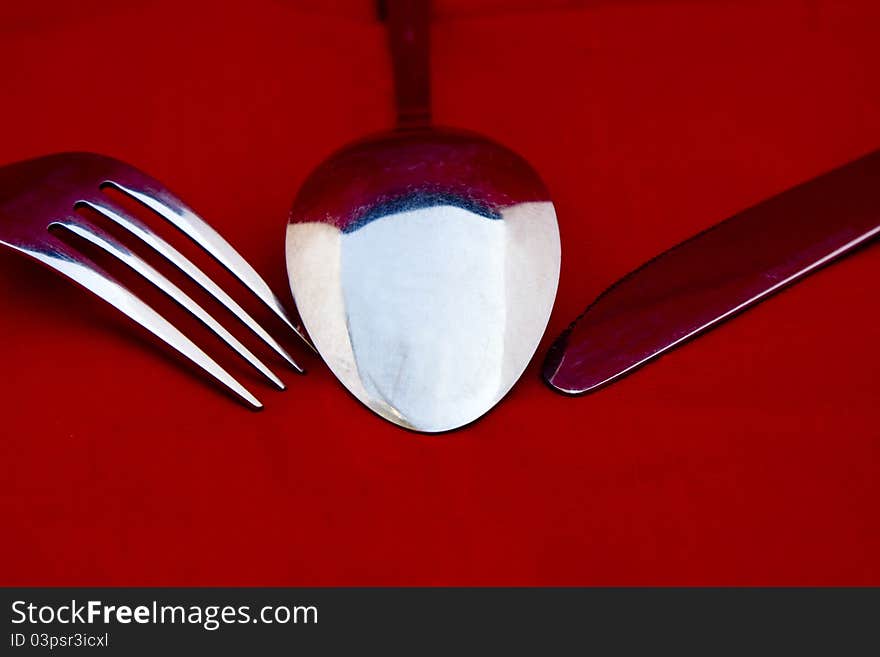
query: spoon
[{"left": 285, "top": 0, "right": 561, "bottom": 433}]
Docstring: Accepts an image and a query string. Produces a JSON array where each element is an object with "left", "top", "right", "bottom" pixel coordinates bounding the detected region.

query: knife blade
[{"left": 543, "top": 149, "right": 880, "bottom": 394}]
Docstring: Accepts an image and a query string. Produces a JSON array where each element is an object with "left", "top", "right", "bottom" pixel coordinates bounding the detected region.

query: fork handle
[{"left": 382, "top": 0, "right": 432, "bottom": 127}]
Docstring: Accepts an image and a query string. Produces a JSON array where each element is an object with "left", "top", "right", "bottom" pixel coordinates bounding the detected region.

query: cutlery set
[{"left": 2, "top": 0, "right": 877, "bottom": 431}]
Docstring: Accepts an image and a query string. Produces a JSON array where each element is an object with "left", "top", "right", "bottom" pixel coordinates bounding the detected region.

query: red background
[{"left": 1, "top": 0, "right": 878, "bottom": 585}]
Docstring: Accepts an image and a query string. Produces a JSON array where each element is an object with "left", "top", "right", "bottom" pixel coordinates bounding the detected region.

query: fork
[{"left": 0, "top": 152, "right": 311, "bottom": 409}]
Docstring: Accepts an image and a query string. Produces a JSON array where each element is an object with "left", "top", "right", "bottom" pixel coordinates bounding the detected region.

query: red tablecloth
[{"left": 1, "top": 0, "right": 878, "bottom": 585}]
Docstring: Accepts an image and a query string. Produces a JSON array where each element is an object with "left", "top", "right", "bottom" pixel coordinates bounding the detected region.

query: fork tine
[
  {"left": 20, "top": 240, "right": 263, "bottom": 410},
  {"left": 79, "top": 199, "right": 305, "bottom": 373},
  {"left": 106, "top": 181, "right": 315, "bottom": 352},
  {"left": 53, "top": 219, "right": 286, "bottom": 390}
]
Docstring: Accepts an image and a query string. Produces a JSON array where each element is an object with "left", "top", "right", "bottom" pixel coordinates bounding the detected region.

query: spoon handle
[{"left": 383, "top": 0, "right": 432, "bottom": 127}]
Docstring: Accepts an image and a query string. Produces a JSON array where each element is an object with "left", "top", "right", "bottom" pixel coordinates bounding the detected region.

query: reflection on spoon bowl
[{"left": 287, "top": 128, "right": 560, "bottom": 432}]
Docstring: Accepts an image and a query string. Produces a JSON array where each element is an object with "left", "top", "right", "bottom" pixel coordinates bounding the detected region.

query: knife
[{"left": 543, "top": 149, "right": 880, "bottom": 394}]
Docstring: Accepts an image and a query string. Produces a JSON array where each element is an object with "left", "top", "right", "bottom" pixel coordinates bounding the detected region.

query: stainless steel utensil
[
  {"left": 286, "top": 0, "right": 561, "bottom": 432},
  {"left": 544, "top": 149, "right": 880, "bottom": 394},
  {"left": 0, "top": 152, "right": 310, "bottom": 408}
]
